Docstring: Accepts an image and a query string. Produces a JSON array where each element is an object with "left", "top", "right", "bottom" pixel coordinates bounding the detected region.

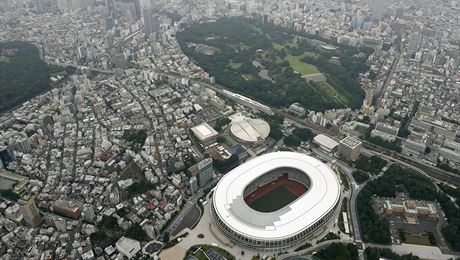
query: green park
[{"left": 177, "top": 17, "right": 372, "bottom": 111}]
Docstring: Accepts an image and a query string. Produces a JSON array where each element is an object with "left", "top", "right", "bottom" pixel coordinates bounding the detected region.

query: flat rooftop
[
  {"left": 191, "top": 122, "right": 219, "bottom": 141},
  {"left": 340, "top": 136, "right": 362, "bottom": 148}
]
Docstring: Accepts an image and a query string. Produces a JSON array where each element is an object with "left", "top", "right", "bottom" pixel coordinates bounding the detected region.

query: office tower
[
  {"left": 142, "top": 5, "right": 153, "bottom": 36},
  {"left": 189, "top": 176, "right": 198, "bottom": 195},
  {"left": 187, "top": 158, "right": 214, "bottom": 187},
  {"left": 19, "top": 197, "right": 42, "bottom": 227},
  {"left": 338, "top": 136, "right": 363, "bottom": 161},
  {"left": 82, "top": 204, "right": 95, "bottom": 222},
  {"left": 371, "top": 0, "right": 385, "bottom": 20}
]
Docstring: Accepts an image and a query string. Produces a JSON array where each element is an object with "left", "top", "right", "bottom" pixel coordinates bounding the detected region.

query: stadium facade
[{"left": 211, "top": 152, "right": 341, "bottom": 251}]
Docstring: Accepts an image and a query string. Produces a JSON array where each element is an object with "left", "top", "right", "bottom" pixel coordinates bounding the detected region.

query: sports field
[{"left": 249, "top": 185, "right": 298, "bottom": 213}]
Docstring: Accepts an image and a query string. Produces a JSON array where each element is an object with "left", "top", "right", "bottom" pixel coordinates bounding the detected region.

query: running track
[{"left": 244, "top": 176, "right": 308, "bottom": 205}]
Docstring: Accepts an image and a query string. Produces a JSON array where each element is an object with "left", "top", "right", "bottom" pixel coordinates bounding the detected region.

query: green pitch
[{"left": 249, "top": 186, "right": 298, "bottom": 213}]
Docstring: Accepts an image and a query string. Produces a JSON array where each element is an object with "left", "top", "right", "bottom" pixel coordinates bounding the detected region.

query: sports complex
[{"left": 211, "top": 152, "right": 341, "bottom": 251}]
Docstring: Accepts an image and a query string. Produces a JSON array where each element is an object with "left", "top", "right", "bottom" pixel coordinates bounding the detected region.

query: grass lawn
[
  {"left": 337, "top": 93, "right": 350, "bottom": 105},
  {"left": 273, "top": 42, "right": 299, "bottom": 50},
  {"left": 0, "top": 55, "right": 9, "bottom": 63},
  {"left": 273, "top": 42, "right": 283, "bottom": 50},
  {"left": 242, "top": 74, "right": 254, "bottom": 80},
  {"left": 228, "top": 59, "right": 242, "bottom": 69},
  {"left": 315, "top": 81, "right": 340, "bottom": 103},
  {"left": 249, "top": 185, "right": 298, "bottom": 212},
  {"left": 284, "top": 53, "right": 320, "bottom": 75}
]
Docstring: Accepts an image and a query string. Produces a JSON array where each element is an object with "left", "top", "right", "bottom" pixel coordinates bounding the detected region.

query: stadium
[{"left": 211, "top": 152, "right": 341, "bottom": 251}]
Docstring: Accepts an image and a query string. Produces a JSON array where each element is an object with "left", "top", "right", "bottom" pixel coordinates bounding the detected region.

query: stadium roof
[
  {"left": 212, "top": 152, "right": 341, "bottom": 240},
  {"left": 229, "top": 115, "right": 270, "bottom": 143}
]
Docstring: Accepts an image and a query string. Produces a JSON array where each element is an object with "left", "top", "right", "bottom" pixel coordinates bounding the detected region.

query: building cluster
[
  {"left": 375, "top": 195, "right": 440, "bottom": 224},
  {"left": 341, "top": 0, "right": 460, "bottom": 170}
]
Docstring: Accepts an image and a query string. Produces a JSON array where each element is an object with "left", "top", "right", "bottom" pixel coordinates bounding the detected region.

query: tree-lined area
[
  {"left": 315, "top": 243, "right": 358, "bottom": 260},
  {"left": 0, "top": 41, "right": 63, "bottom": 113},
  {"left": 358, "top": 163, "right": 460, "bottom": 251},
  {"left": 177, "top": 17, "right": 371, "bottom": 111}
]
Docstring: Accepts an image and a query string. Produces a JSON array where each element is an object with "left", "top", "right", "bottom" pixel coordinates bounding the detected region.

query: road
[
  {"left": 373, "top": 44, "right": 400, "bottom": 105},
  {"left": 310, "top": 148, "right": 365, "bottom": 260},
  {"left": 160, "top": 179, "right": 217, "bottom": 240},
  {"left": 120, "top": 82, "right": 164, "bottom": 175},
  {"left": 281, "top": 239, "right": 352, "bottom": 260}
]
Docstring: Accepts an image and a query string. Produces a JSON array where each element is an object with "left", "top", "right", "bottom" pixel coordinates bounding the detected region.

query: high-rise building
[
  {"left": 189, "top": 176, "right": 198, "bottom": 195},
  {"left": 35, "top": 0, "right": 57, "bottom": 13},
  {"left": 82, "top": 204, "right": 95, "bottom": 223},
  {"left": 19, "top": 197, "right": 42, "bottom": 227},
  {"left": 0, "top": 147, "right": 12, "bottom": 167},
  {"left": 49, "top": 215, "right": 67, "bottom": 232},
  {"left": 338, "top": 136, "right": 362, "bottom": 161},
  {"left": 142, "top": 6, "right": 153, "bottom": 36},
  {"left": 370, "top": 0, "right": 385, "bottom": 20},
  {"left": 187, "top": 158, "right": 214, "bottom": 187},
  {"left": 56, "top": 0, "right": 68, "bottom": 12}
]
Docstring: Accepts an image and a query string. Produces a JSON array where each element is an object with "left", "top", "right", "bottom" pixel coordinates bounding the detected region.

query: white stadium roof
[
  {"left": 212, "top": 152, "right": 341, "bottom": 240},
  {"left": 229, "top": 115, "right": 270, "bottom": 143}
]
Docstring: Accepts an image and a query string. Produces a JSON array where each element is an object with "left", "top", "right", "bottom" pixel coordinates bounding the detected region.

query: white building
[
  {"left": 116, "top": 236, "right": 141, "bottom": 259},
  {"left": 191, "top": 123, "right": 219, "bottom": 142},
  {"left": 313, "top": 134, "right": 339, "bottom": 153}
]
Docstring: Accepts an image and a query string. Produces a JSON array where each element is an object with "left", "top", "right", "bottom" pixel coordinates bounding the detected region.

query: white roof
[
  {"left": 191, "top": 123, "right": 219, "bottom": 141},
  {"left": 212, "top": 152, "right": 340, "bottom": 240},
  {"left": 230, "top": 115, "right": 270, "bottom": 142},
  {"left": 313, "top": 134, "right": 339, "bottom": 150}
]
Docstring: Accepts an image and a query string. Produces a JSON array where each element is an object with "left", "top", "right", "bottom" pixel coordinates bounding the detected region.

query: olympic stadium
[{"left": 211, "top": 152, "right": 341, "bottom": 251}]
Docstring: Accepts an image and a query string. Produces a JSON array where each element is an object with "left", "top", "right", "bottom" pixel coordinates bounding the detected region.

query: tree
[
  {"left": 126, "top": 225, "right": 148, "bottom": 241},
  {"left": 213, "top": 154, "right": 239, "bottom": 173},
  {"left": 122, "top": 129, "right": 148, "bottom": 152},
  {"left": 216, "top": 136, "right": 227, "bottom": 144},
  {"left": 163, "top": 232, "right": 170, "bottom": 242},
  {"left": 267, "top": 121, "right": 283, "bottom": 141},
  {"left": 424, "top": 147, "right": 431, "bottom": 154},
  {"left": 292, "top": 127, "right": 314, "bottom": 141},
  {"left": 284, "top": 135, "right": 301, "bottom": 147},
  {"left": 214, "top": 117, "right": 231, "bottom": 131},
  {"left": 98, "top": 216, "right": 119, "bottom": 230},
  {"left": 315, "top": 243, "right": 358, "bottom": 260},
  {"left": 0, "top": 41, "right": 65, "bottom": 113}
]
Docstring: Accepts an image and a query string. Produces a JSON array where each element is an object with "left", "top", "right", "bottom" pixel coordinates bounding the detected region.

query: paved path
[{"left": 366, "top": 243, "right": 459, "bottom": 260}]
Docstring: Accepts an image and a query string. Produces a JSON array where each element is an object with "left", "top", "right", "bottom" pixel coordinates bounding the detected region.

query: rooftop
[
  {"left": 191, "top": 123, "right": 219, "bottom": 141},
  {"left": 340, "top": 136, "right": 362, "bottom": 148},
  {"left": 229, "top": 115, "right": 270, "bottom": 143},
  {"left": 313, "top": 134, "right": 339, "bottom": 150}
]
